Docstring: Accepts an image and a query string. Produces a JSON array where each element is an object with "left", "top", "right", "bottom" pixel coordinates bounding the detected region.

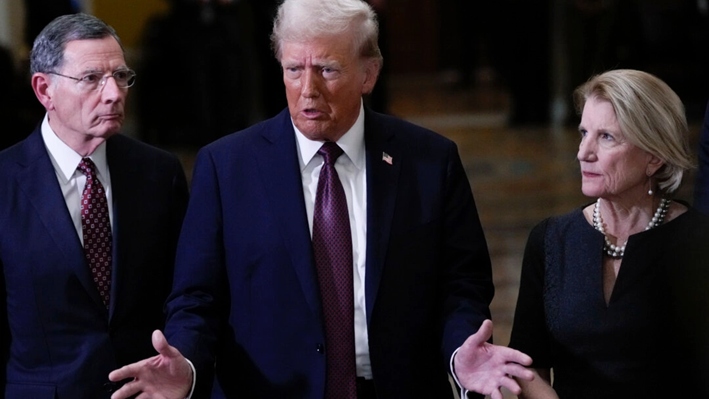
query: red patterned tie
[
  {"left": 312, "top": 142, "right": 357, "bottom": 399},
  {"left": 77, "top": 158, "right": 112, "bottom": 308}
]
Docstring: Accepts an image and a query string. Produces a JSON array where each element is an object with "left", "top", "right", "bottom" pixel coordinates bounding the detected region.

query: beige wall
[
  {"left": 93, "top": 0, "right": 169, "bottom": 49},
  {"left": 0, "top": 0, "right": 27, "bottom": 66},
  {"left": 0, "top": 0, "right": 168, "bottom": 65}
]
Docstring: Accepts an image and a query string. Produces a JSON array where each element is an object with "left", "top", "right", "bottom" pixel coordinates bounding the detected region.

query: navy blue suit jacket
[
  {"left": 694, "top": 100, "right": 709, "bottom": 214},
  {"left": 165, "top": 108, "right": 494, "bottom": 398},
  {"left": 0, "top": 127, "right": 189, "bottom": 398}
]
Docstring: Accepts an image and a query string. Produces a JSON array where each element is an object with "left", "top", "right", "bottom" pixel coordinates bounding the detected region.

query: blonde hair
[{"left": 574, "top": 69, "right": 694, "bottom": 194}]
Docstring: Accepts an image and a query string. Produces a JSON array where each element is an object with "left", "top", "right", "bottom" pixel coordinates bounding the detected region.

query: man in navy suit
[
  {"left": 0, "top": 14, "right": 189, "bottom": 398},
  {"left": 109, "top": 0, "right": 532, "bottom": 398}
]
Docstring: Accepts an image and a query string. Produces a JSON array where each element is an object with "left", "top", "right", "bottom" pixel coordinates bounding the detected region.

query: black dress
[{"left": 509, "top": 203, "right": 709, "bottom": 398}]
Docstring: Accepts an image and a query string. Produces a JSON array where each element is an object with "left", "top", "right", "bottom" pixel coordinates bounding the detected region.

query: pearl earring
[{"left": 647, "top": 177, "right": 653, "bottom": 196}]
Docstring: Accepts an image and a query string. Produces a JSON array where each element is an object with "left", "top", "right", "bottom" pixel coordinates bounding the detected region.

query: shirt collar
[
  {"left": 294, "top": 101, "right": 366, "bottom": 171},
  {"left": 41, "top": 113, "right": 109, "bottom": 182}
]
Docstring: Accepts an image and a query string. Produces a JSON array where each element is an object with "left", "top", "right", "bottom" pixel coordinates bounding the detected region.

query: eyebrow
[
  {"left": 282, "top": 58, "right": 341, "bottom": 69},
  {"left": 314, "top": 59, "right": 343, "bottom": 71},
  {"left": 80, "top": 66, "right": 130, "bottom": 74},
  {"left": 281, "top": 61, "right": 301, "bottom": 69}
]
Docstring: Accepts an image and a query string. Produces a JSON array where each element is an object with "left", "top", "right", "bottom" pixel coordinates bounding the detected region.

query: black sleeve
[{"left": 508, "top": 218, "right": 554, "bottom": 369}]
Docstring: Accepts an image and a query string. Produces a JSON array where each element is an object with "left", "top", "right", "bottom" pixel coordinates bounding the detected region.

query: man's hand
[
  {"left": 453, "top": 320, "right": 534, "bottom": 399},
  {"left": 108, "top": 330, "right": 193, "bottom": 399}
]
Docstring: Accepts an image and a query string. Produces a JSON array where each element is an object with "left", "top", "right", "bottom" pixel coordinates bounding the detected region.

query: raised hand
[
  {"left": 453, "top": 320, "right": 534, "bottom": 399},
  {"left": 108, "top": 330, "right": 193, "bottom": 399}
]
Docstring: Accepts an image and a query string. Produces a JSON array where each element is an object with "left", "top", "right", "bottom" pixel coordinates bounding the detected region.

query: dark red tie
[
  {"left": 77, "top": 158, "right": 112, "bottom": 308},
  {"left": 312, "top": 142, "right": 357, "bottom": 399}
]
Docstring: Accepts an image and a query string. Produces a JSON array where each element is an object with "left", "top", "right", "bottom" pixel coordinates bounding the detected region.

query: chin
[
  {"left": 95, "top": 129, "right": 121, "bottom": 140},
  {"left": 297, "top": 125, "right": 337, "bottom": 142},
  {"left": 581, "top": 187, "right": 602, "bottom": 198}
]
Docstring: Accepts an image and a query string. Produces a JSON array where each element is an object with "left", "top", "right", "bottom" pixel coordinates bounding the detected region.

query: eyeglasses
[{"left": 47, "top": 69, "right": 137, "bottom": 91}]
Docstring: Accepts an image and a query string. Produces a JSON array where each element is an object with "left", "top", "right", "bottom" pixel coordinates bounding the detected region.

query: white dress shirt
[
  {"left": 40, "top": 113, "right": 113, "bottom": 242},
  {"left": 293, "top": 102, "right": 371, "bottom": 379},
  {"left": 42, "top": 115, "right": 197, "bottom": 398},
  {"left": 296, "top": 105, "right": 469, "bottom": 392}
]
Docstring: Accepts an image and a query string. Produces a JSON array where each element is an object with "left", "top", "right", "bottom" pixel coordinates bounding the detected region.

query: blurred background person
[
  {"left": 23, "top": 0, "right": 79, "bottom": 49},
  {"left": 0, "top": 44, "right": 28, "bottom": 150},
  {"left": 138, "top": 0, "right": 248, "bottom": 149}
]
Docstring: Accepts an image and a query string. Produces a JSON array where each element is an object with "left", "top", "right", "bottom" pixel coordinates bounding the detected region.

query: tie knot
[
  {"left": 77, "top": 158, "right": 97, "bottom": 178},
  {"left": 318, "top": 142, "right": 344, "bottom": 166}
]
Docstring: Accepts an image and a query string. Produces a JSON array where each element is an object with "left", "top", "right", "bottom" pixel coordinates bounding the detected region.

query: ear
[
  {"left": 646, "top": 154, "right": 664, "bottom": 177},
  {"left": 361, "top": 58, "right": 381, "bottom": 95},
  {"left": 31, "top": 73, "right": 55, "bottom": 111}
]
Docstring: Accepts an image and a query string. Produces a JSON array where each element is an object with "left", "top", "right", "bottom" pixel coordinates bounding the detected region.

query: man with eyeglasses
[{"left": 0, "top": 13, "right": 189, "bottom": 398}]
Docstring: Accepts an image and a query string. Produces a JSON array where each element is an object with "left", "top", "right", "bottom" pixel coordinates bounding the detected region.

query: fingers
[
  {"left": 109, "top": 378, "right": 142, "bottom": 399},
  {"left": 109, "top": 358, "right": 149, "bottom": 382},
  {"left": 498, "top": 374, "right": 523, "bottom": 395},
  {"left": 496, "top": 346, "right": 533, "bottom": 367},
  {"left": 504, "top": 362, "right": 535, "bottom": 381},
  {"left": 152, "top": 329, "right": 183, "bottom": 360},
  {"left": 109, "top": 330, "right": 168, "bottom": 384},
  {"left": 464, "top": 319, "right": 494, "bottom": 349},
  {"left": 152, "top": 330, "right": 170, "bottom": 354}
]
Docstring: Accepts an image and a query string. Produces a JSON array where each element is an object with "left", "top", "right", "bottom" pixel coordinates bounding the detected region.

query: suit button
[{"left": 316, "top": 344, "right": 324, "bottom": 354}]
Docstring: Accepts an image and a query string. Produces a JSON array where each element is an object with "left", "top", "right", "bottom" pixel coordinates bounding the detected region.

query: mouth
[
  {"left": 301, "top": 108, "right": 323, "bottom": 119},
  {"left": 99, "top": 113, "right": 122, "bottom": 120}
]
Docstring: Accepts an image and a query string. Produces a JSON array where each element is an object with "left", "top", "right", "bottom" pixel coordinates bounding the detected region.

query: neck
[
  {"left": 593, "top": 197, "right": 670, "bottom": 259},
  {"left": 598, "top": 195, "right": 660, "bottom": 236}
]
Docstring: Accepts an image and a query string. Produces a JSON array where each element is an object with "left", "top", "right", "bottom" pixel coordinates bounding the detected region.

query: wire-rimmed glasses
[{"left": 47, "top": 69, "right": 136, "bottom": 91}]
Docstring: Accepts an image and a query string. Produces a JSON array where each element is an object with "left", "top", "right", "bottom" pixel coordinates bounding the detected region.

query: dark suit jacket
[
  {"left": 165, "top": 108, "right": 494, "bottom": 398},
  {"left": 0, "top": 127, "right": 189, "bottom": 398},
  {"left": 694, "top": 100, "right": 709, "bottom": 214}
]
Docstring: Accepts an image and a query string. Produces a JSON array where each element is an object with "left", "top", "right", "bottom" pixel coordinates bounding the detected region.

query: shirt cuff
[
  {"left": 184, "top": 358, "right": 196, "bottom": 399},
  {"left": 450, "top": 347, "right": 470, "bottom": 399}
]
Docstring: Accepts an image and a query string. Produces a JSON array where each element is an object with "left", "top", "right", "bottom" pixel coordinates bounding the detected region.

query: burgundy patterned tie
[
  {"left": 312, "top": 142, "right": 357, "bottom": 399},
  {"left": 77, "top": 158, "right": 112, "bottom": 308}
]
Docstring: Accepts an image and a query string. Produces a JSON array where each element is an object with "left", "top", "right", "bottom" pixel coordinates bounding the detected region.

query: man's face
[
  {"left": 45, "top": 36, "right": 129, "bottom": 145},
  {"left": 280, "top": 34, "right": 378, "bottom": 142}
]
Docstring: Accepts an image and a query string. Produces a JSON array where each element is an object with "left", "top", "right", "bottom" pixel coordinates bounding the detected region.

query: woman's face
[{"left": 577, "top": 96, "right": 658, "bottom": 200}]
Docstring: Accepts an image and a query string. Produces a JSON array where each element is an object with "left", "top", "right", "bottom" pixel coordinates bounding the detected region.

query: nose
[
  {"left": 301, "top": 69, "right": 320, "bottom": 98},
  {"left": 577, "top": 135, "right": 596, "bottom": 162},
  {"left": 100, "top": 75, "right": 124, "bottom": 102}
]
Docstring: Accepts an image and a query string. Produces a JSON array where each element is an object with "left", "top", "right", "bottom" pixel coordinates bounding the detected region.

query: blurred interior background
[{"left": 1, "top": 0, "right": 707, "bottom": 146}]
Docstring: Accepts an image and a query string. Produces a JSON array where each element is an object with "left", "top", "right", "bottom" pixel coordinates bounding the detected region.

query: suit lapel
[
  {"left": 105, "top": 136, "right": 138, "bottom": 320},
  {"left": 254, "top": 111, "right": 323, "bottom": 320},
  {"left": 363, "top": 110, "right": 400, "bottom": 323},
  {"left": 17, "top": 130, "right": 106, "bottom": 309},
  {"left": 251, "top": 110, "right": 402, "bottom": 323}
]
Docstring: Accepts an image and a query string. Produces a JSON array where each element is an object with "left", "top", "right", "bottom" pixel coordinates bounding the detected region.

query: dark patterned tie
[
  {"left": 77, "top": 158, "right": 112, "bottom": 308},
  {"left": 312, "top": 142, "right": 357, "bottom": 399}
]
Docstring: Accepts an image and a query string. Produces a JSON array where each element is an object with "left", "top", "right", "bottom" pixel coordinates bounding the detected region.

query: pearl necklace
[{"left": 592, "top": 198, "right": 670, "bottom": 258}]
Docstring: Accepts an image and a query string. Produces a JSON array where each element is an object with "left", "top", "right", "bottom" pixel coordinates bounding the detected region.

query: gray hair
[
  {"left": 30, "top": 13, "right": 122, "bottom": 75},
  {"left": 271, "top": 0, "right": 382, "bottom": 65},
  {"left": 574, "top": 69, "right": 694, "bottom": 194}
]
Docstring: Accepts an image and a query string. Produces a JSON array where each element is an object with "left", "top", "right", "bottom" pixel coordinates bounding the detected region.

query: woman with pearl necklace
[{"left": 508, "top": 69, "right": 709, "bottom": 399}]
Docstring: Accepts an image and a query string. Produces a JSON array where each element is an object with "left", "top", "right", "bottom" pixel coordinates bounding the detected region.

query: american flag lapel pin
[{"left": 382, "top": 152, "right": 393, "bottom": 165}]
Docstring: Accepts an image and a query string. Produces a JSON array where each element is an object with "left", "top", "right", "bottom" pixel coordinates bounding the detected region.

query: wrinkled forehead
[
  {"left": 279, "top": 35, "right": 360, "bottom": 65},
  {"left": 60, "top": 37, "right": 127, "bottom": 72}
]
